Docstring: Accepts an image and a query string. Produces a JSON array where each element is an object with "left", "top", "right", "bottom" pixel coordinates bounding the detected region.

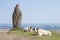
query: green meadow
[{"left": 8, "top": 29, "right": 60, "bottom": 40}]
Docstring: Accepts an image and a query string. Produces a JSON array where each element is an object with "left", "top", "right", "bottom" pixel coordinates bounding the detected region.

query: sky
[{"left": 0, "top": 0, "right": 60, "bottom": 24}]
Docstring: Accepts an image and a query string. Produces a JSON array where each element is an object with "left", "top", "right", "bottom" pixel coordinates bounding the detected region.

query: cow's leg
[
  {"left": 39, "top": 34, "right": 43, "bottom": 36},
  {"left": 48, "top": 32, "right": 51, "bottom": 36}
]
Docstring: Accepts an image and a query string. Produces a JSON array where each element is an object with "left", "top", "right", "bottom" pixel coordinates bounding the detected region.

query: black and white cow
[
  {"left": 34, "top": 28, "right": 51, "bottom": 36},
  {"left": 24, "top": 26, "right": 33, "bottom": 32}
]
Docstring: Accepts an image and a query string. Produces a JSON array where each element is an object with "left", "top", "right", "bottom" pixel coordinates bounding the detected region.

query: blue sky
[{"left": 0, "top": 0, "right": 60, "bottom": 24}]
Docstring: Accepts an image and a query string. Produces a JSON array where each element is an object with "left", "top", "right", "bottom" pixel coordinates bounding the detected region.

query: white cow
[
  {"left": 34, "top": 28, "right": 51, "bottom": 36},
  {"left": 24, "top": 26, "right": 33, "bottom": 32}
]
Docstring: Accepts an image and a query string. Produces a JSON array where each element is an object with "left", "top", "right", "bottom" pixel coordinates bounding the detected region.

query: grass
[{"left": 8, "top": 29, "right": 60, "bottom": 40}]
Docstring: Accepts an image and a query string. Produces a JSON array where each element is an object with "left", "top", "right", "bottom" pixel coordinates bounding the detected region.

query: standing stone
[{"left": 12, "top": 4, "right": 22, "bottom": 29}]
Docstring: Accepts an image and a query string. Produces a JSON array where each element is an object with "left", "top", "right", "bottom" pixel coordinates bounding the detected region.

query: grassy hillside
[{"left": 8, "top": 29, "right": 60, "bottom": 40}]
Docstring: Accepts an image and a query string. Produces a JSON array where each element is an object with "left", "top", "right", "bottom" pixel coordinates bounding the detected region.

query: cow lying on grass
[
  {"left": 24, "top": 26, "right": 33, "bottom": 32},
  {"left": 33, "top": 28, "right": 51, "bottom": 36}
]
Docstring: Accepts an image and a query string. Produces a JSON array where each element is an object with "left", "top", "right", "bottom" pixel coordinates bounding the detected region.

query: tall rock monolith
[{"left": 12, "top": 4, "right": 22, "bottom": 29}]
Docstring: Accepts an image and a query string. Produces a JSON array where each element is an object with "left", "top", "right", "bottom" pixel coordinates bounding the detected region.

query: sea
[{"left": 0, "top": 23, "right": 60, "bottom": 30}]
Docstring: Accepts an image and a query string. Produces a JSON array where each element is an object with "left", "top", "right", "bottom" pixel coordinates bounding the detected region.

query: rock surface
[{"left": 12, "top": 4, "right": 22, "bottom": 29}]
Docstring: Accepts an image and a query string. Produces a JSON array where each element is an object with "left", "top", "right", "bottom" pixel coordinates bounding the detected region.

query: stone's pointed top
[
  {"left": 14, "top": 4, "right": 20, "bottom": 11},
  {"left": 15, "top": 4, "right": 19, "bottom": 9},
  {"left": 16, "top": 4, "right": 19, "bottom": 7}
]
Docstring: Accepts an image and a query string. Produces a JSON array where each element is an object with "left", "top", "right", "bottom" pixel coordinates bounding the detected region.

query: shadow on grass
[
  {"left": 31, "top": 34, "right": 36, "bottom": 36},
  {"left": 30, "top": 33, "right": 38, "bottom": 37}
]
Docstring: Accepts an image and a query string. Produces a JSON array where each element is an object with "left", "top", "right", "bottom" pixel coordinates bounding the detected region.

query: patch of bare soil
[
  {"left": 0, "top": 29, "right": 37, "bottom": 40},
  {"left": 0, "top": 32, "right": 37, "bottom": 40}
]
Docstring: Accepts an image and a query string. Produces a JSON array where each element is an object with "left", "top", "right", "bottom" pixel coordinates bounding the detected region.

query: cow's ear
[
  {"left": 37, "top": 28, "right": 39, "bottom": 30},
  {"left": 33, "top": 28, "right": 35, "bottom": 30},
  {"left": 30, "top": 26, "right": 32, "bottom": 28}
]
